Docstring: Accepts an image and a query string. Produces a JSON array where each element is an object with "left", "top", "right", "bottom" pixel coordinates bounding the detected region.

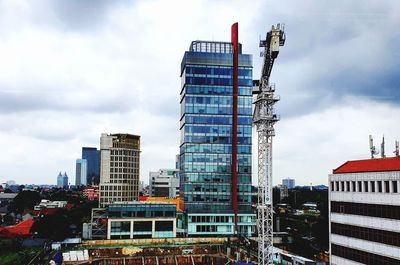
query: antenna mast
[
  {"left": 253, "top": 24, "right": 285, "bottom": 265},
  {"left": 394, "top": 140, "right": 399, "bottom": 157},
  {"left": 369, "top": 135, "right": 379, "bottom": 159},
  {"left": 381, "top": 135, "right": 386, "bottom": 158}
]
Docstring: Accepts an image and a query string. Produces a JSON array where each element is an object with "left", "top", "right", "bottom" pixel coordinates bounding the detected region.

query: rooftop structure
[
  {"left": 333, "top": 156, "right": 400, "bottom": 173},
  {"left": 34, "top": 200, "right": 68, "bottom": 210}
]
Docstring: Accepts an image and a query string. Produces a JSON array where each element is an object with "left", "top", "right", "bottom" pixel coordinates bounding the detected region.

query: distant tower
[
  {"left": 76, "top": 159, "right": 88, "bottom": 186},
  {"left": 381, "top": 135, "right": 386, "bottom": 158},
  {"left": 57, "top": 172, "right": 63, "bottom": 187},
  {"left": 63, "top": 172, "right": 68, "bottom": 189},
  {"left": 82, "top": 147, "right": 101, "bottom": 185}
]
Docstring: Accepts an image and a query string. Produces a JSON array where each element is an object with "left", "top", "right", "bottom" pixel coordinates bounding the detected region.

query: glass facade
[
  {"left": 107, "top": 202, "right": 176, "bottom": 239},
  {"left": 180, "top": 41, "right": 255, "bottom": 236},
  {"left": 82, "top": 147, "right": 100, "bottom": 185}
]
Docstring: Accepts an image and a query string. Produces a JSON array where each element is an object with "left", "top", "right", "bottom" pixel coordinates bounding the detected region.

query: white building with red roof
[{"left": 329, "top": 156, "right": 400, "bottom": 265}]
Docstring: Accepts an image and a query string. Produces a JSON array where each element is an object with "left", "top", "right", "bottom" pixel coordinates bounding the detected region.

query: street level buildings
[
  {"left": 82, "top": 147, "right": 100, "bottom": 185},
  {"left": 75, "top": 159, "right": 88, "bottom": 186},
  {"left": 329, "top": 157, "right": 400, "bottom": 265},
  {"left": 179, "top": 40, "right": 255, "bottom": 236},
  {"left": 99, "top": 133, "right": 140, "bottom": 208},
  {"left": 149, "top": 169, "right": 179, "bottom": 198}
]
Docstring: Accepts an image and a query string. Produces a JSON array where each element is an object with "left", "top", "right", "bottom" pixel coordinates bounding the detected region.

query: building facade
[
  {"left": 329, "top": 157, "right": 400, "bottom": 265},
  {"left": 179, "top": 40, "right": 255, "bottom": 236},
  {"left": 75, "top": 159, "right": 88, "bottom": 186},
  {"left": 99, "top": 133, "right": 140, "bottom": 208},
  {"left": 282, "top": 178, "right": 295, "bottom": 189},
  {"left": 149, "top": 169, "right": 180, "bottom": 198},
  {"left": 107, "top": 202, "right": 176, "bottom": 239},
  {"left": 82, "top": 147, "right": 101, "bottom": 185}
]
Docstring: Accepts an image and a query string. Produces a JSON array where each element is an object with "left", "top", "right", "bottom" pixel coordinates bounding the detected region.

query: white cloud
[{"left": 0, "top": 0, "right": 399, "bottom": 186}]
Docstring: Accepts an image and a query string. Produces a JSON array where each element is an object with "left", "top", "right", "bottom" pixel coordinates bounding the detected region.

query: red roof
[
  {"left": 0, "top": 219, "right": 34, "bottom": 238},
  {"left": 333, "top": 157, "right": 400, "bottom": 174},
  {"left": 138, "top": 196, "right": 149, "bottom": 201}
]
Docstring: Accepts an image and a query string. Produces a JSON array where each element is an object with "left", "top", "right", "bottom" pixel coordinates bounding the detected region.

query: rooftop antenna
[
  {"left": 394, "top": 140, "right": 399, "bottom": 157},
  {"left": 369, "top": 135, "right": 379, "bottom": 159},
  {"left": 381, "top": 135, "right": 386, "bottom": 158}
]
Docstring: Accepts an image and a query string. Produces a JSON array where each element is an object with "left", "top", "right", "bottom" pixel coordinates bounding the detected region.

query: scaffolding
[{"left": 91, "top": 208, "right": 108, "bottom": 240}]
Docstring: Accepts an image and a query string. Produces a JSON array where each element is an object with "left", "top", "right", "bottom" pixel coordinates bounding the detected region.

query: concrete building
[
  {"left": 34, "top": 199, "right": 67, "bottom": 210},
  {"left": 179, "top": 40, "right": 255, "bottom": 236},
  {"left": 99, "top": 133, "right": 140, "bottom": 207},
  {"left": 149, "top": 169, "right": 179, "bottom": 198},
  {"left": 75, "top": 159, "right": 88, "bottom": 186},
  {"left": 277, "top": 184, "right": 288, "bottom": 200},
  {"left": 82, "top": 147, "right": 100, "bottom": 185},
  {"left": 329, "top": 157, "right": 400, "bottom": 265},
  {"left": 282, "top": 178, "right": 295, "bottom": 189},
  {"left": 107, "top": 201, "right": 176, "bottom": 239}
]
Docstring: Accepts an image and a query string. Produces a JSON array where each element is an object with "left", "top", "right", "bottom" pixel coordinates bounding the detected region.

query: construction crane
[{"left": 253, "top": 24, "right": 285, "bottom": 265}]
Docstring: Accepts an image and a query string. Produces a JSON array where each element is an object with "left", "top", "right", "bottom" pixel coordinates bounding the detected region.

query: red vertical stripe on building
[{"left": 231, "top": 22, "right": 239, "bottom": 234}]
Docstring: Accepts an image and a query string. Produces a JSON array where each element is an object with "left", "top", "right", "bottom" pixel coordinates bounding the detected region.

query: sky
[{"left": 0, "top": 0, "right": 399, "bottom": 186}]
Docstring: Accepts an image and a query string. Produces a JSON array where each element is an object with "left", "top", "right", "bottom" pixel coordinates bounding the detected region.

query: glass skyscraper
[
  {"left": 179, "top": 40, "right": 255, "bottom": 236},
  {"left": 82, "top": 147, "right": 100, "bottom": 185}
]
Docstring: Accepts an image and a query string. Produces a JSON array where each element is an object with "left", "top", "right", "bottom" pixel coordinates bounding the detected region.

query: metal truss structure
[
  {"left": 253, "top": 24, "right": 285, "bottom": 265},
  {"left": 91, "top": 208, "right": 108, "bottom": 239}
]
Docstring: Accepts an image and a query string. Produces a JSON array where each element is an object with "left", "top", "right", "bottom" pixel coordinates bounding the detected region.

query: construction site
[
  {"left": 56, "top": 23, "right": 288, "bottom": 265},
  {"left": 60, "top": 238, "right": 253, "bottom": 265}
]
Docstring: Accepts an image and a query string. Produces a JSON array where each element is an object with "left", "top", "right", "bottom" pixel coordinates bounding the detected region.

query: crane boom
[{"left": 253, "top": 24, "right": 285, "bottom": 265}]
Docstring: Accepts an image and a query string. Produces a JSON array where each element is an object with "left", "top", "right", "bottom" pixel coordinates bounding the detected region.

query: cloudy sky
[{"left": 0, "top": 0, "right": 399, "bottom": 186}]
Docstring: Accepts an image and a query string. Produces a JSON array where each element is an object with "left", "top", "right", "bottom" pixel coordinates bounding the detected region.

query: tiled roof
[{"left": 333, "top": 157, "right": 400, "bottom": 174}]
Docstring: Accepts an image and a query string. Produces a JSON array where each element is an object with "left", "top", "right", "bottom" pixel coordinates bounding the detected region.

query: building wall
[
  {"left": 329, "top": 171, "right": 400, "bottom": 265},
  {"left": 99, "top": 133, "right": 140, "bottom": 207},
  {"left": 179, "top": 41, "right": 254, "bottom": 236},
  {"left": 149, "top": 169, "right": 180, "bottom": 198}
]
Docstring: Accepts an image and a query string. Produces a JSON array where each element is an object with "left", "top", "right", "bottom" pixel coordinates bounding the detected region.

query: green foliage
[
  {"left": 8, "top": 191, "right": 41, "bottom": 214},
  {"left": 2, "top": 215, "right": 14, "bottom": 226},
  {"left": 0, "top": 247, "right": 40, "bottom": 265},
  {"left": 31, "top": 210, "right": 70, "bottom": 241},
  {"left": 31, "top": 200, "right": 97, "bottom": 241}
]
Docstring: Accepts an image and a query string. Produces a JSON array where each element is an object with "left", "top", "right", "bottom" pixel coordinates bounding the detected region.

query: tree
[
  {"left": 31, "top": 210, "right": 70, "bottom": 241},
  {"left": 8, "top": 190, "right": 41, "bottom": 214}
]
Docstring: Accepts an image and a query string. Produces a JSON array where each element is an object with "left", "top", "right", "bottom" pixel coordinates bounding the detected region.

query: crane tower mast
[{"left": 253, "top": 24, "right": 285, "bottom": 265}]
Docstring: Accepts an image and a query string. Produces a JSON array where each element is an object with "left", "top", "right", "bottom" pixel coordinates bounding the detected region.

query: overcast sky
[{"left": 0, "top": 0, "right": 399, "bottom": 186}]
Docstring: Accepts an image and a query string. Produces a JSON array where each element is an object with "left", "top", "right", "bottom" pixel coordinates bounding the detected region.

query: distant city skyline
[{"left": 0, "top": 1, "right": 400, "bottom": 186}]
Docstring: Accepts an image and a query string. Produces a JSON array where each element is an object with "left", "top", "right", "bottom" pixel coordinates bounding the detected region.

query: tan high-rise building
[{"left": 99, "top": 133, "right": 140, "bottom": 207}]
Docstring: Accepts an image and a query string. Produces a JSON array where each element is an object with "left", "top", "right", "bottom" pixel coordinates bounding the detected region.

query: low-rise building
[
  {"left": 107, "top": 201, "right": 176, "bottom": 240},
  {"left": 34, "top": 200, "right": 67, "bottom": 210},
  {"left": 83, "top": 186, "right": 99, "bottom": 201},
  {"left": 329, "top": 156, "right": 400, "bottom": 265},
  {"left": 149, "top": 169, "right": 179, "bottom": 198}
]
